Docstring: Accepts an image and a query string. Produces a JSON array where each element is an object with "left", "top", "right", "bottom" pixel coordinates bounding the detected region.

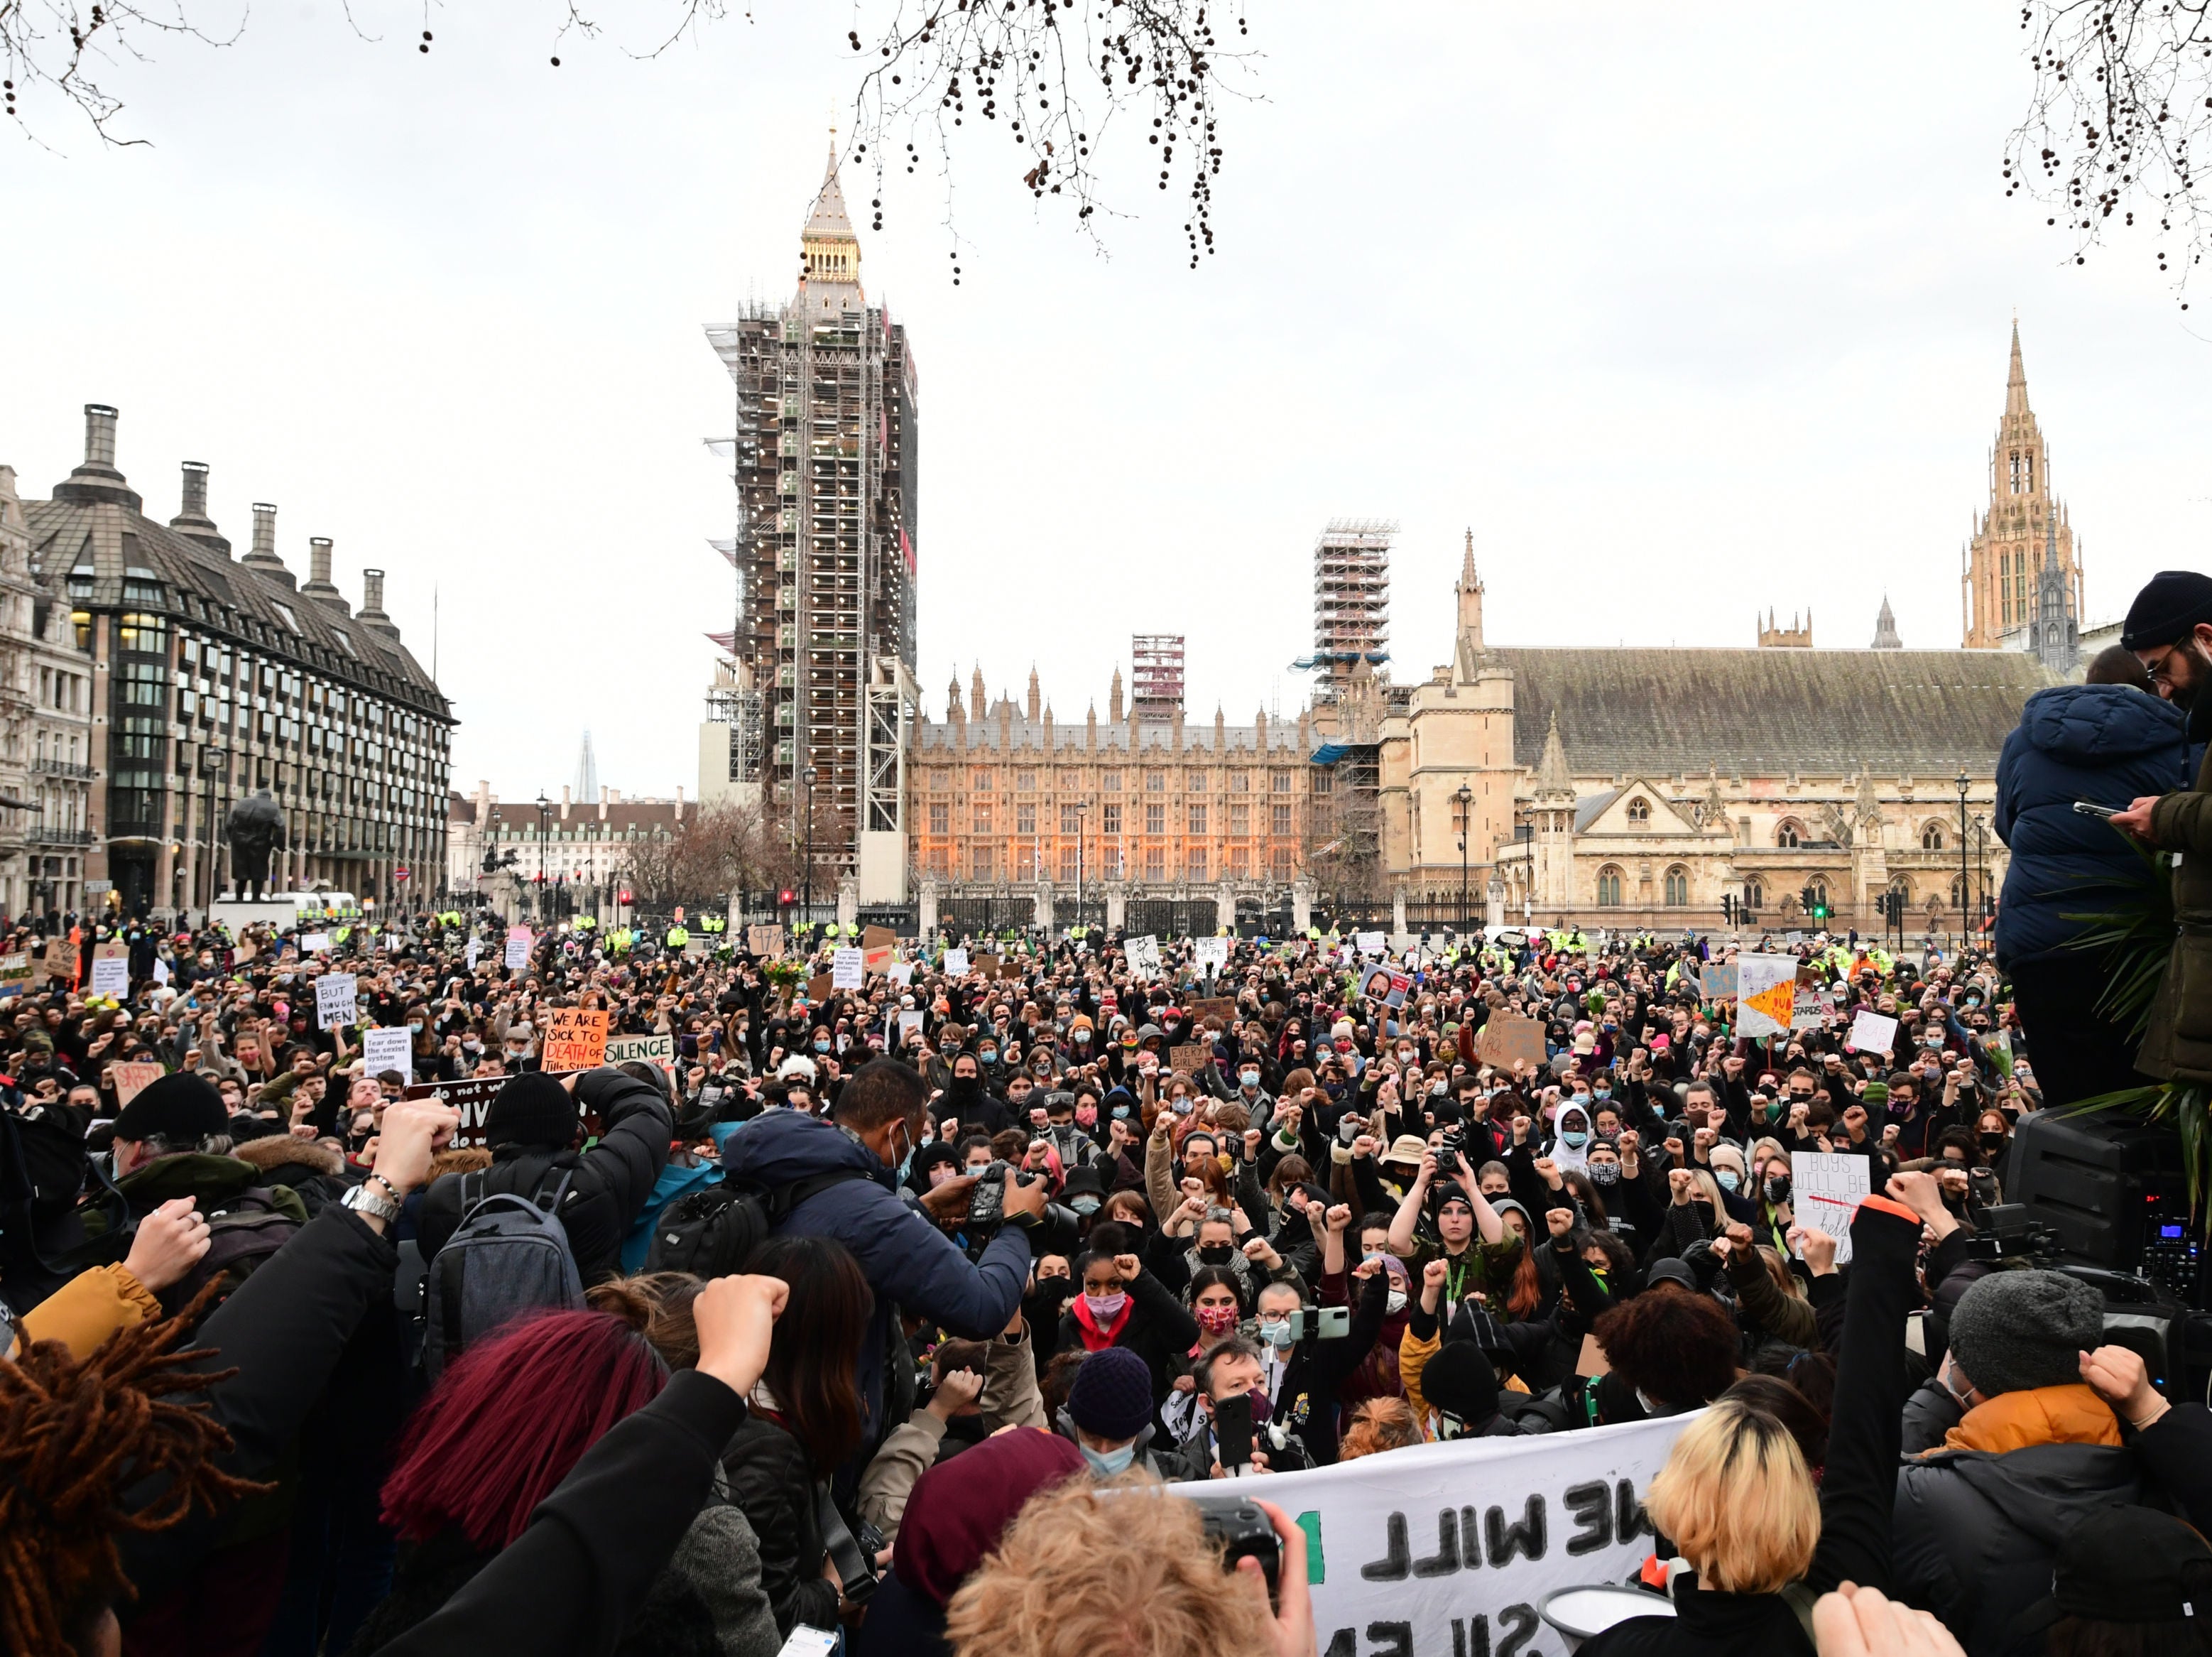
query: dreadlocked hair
[{"left": 1, "top": 1284, "right": 270, "bottom": 1655}]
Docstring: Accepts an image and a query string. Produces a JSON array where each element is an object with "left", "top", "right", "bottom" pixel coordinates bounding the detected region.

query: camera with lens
[
  {"left": 1184, "top": 1493, "right": 1280, "bottom": 1603},
  {"left": 1437, "top": 1124, "right": 1467, "bottom": 1172}
]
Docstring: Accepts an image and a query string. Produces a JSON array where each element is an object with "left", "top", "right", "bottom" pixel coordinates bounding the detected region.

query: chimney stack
[
  {"left": 52, "top": 403, "right": 141, "bottom": 510},
  {"left": 83, "top": 405, "right": 118, "bottom": 469},
  {"left": 168, "top": 461, "right": 230, "bottom": 555},
  {"left": 301, "top": 536, "right": 349, "bottom": 612},
  {"left": 359, "top": 567, "right": 400, "bottom": 639},
  {"left": 241, "top": 503, "right": 295, "bottom": 586}
]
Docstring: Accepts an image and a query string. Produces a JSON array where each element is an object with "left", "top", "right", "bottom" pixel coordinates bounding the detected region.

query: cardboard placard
[
  {"left": 1699, "top": 961, "right": 1737, "bottom": 1001},
  {"left": 971, "top": 952, "right": 999, "bottom": 979},
  {"left": 1575, "top": 1332, "right": 1611, "bottom": 1379},
  {"left": 1187, "top": 996, "right": 1238, "bottom": 1026},
  {"left": 315, "top": 972, "right": 359, "bottom": 1031},
  {"left": 747, "top": 924, "right": 785, "bottom": 959},
  {"left": 109, "top": 1060, "right": 165, "bottom": 1107},
  {"left": 403, "top": 1072, "right": 596, "bottom": 1149},
  {"left": 805, "top": 973, "right": 834, "bottom": 1002},
  {"left": 38, "top": 938, "right": 77, "bottom": 985},
  {"left": 361, "top": 1025, "right": 415, "bottom": 1085},
  {"left": 504, "top": 926, "right": 533, "bottom": 971},
  {"left": 1168, "top": 1043, "right": 1210, "bottom": 1075},
  {"left": 0, "top": 951, "right": 30, "bottom": 999},
  {"left": 89, "top": 942, "right": 130, "bottom": 999},
  {"left": 542, "top": 1006, "right": 611, "bottom": 1072},
  {"left": 1475, "top": 1012, "right": 1547, "bottom": 1072},
  {"left": 606, "top": 1033, "right": 676, "bottom": 1069}
]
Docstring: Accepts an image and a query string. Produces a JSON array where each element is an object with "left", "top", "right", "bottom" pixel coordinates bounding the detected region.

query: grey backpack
[{"left": 422, "top": 1169, "right": 584, "bottom": 1379}]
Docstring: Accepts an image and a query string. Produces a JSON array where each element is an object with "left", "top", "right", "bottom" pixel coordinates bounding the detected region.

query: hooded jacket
[
  {"left": 1891, "top": 1384, "right": 2137, "bottom": 1656},
  {"left": 1995, "top": 683, "right": 2194, "bottom": 967},
  {"left": 415, "top": 1067, "right": 672, "bottom": 1285},
  {"left": 719, "top": 1109, "right": 1030, "bottom": 1444}
]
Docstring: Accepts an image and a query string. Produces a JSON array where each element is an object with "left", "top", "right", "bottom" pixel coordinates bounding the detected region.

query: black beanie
[
  {"left": 484, "top": 1071, "right": 579, "bottom": 1151},
  {"left": 112, "top": 1072, "right": 228, "bottom": 1145},
  {"left": 2120, "top": 570, "right": 2212, "bottom": 651},
  {"left": 1422, "top": 1338, "right": 1502, "bottom": 1427}
]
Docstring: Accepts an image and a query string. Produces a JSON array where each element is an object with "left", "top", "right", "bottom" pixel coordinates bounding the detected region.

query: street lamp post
[
  {"left": 1074, "top": 800, "right": 1089, "bottom": 923},
  {"left": 1453, "top": 783, "right": 1473, "bottom": 936},
  {"left": 1954, "top": 771, "right": 1971, "bottom": 949},
  {"left": 802, "top": 766, "right": 818, "bottom": 925},
  {"left": 535, "top": 791, "right": 550, "bottom": 924}
]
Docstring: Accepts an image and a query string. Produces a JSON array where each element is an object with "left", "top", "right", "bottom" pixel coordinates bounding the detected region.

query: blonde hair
[
  {"left": 1643, "top": 1396, "right": 1820, "bottom": 1594},
  {"left": 1339, "top": 1396, "right": 1424, "bottom": 1460},
  {"left": 946, "top": 1478, "right": 1276, "bottom": 1657}
]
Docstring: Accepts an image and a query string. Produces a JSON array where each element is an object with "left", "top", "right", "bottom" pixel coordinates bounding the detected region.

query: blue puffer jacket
[
  {"left": 720, "top": 1109, "right": 1029, "bottom": 1440},
  {"left": 1995, "top": 684, "right": 2196, "bottom": 966}
]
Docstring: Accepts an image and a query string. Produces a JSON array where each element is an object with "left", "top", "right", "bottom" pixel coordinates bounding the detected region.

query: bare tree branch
[{"left": 2012, "top": 0, "right": 2212, "bottom": 304}]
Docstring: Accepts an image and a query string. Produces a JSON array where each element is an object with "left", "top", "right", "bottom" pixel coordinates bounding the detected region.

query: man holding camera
[{"left": 1162, "top": 1337, "right": 1315, "bottom": 1482}]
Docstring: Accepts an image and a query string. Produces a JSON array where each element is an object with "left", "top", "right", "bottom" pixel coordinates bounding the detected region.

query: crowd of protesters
[{"left": 1, "top": 889, "right": 2209, "bottom": 1657}]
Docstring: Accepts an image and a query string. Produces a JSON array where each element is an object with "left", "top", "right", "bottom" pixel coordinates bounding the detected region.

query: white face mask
[{"left": 1385, "top": 1288, "right": 1407, "bottom": 1315}]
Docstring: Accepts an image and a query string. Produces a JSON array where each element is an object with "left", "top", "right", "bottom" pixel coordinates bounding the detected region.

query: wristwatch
[{"left": 342, "top": 1180, "right": 402, "bottom": 1224}]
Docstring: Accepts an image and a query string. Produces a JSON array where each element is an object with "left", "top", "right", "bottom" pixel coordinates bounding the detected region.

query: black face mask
[
  {"left": 1766, "top": 1173, "right": 1791, "bottom": 1204},
  {"left": 1196, "top": 1244, "right": 1234, "bottom": 1266},
  {"left": 948, "top": 1074, "right": 979, "bottom": 1097},
  {"left": 1979, "top": 1131, "right": 2007, "bottom": 1153}
]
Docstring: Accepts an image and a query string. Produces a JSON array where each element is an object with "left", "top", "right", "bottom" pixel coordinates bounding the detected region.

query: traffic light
[
  {"left": 1721, "top": 893, "right": 1736, "bottom": 925},
  {"left": 778, "top": 889, "right": 797, "bottom": 907}
]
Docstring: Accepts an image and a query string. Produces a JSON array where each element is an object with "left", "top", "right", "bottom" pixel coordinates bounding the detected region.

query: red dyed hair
[{"left": 380, "top": 1310, "right": 667, "bottom": 1550}]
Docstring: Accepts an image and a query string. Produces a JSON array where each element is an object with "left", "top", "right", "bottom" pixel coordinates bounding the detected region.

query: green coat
[{"left": 2138, "top": 742, "right": 2212, "bottom": 1083}]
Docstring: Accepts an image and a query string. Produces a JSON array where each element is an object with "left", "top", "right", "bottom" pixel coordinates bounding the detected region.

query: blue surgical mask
[
  {"left": 1716, "top": 1168, "right": 1740, "bottom": 1193},
  {"left": 1260, "top": 1317, "right": 1297, "bottom": 1349},
  {"left": 1240, "top": 1070, "right": 1260, "bottom": 1088},
  {"left": 1560, "top": 1129, "right": 1588, "bottom": 1148},
  {"left": 1082, "top": 1443, "right": 1136, "bottom": 1477},
  {"left": 1592, "top": 1086, "right": 1611, "bottom": 1099},
  {"left": 1112, "top": 1104, "right": 1131, "bottom": 1119},
  {"left": 979, "top": 1048, "right": 998, "bottom": 1063},
  {"left": 814, "top": 1038, "right": 831, "bottom": 1053}
]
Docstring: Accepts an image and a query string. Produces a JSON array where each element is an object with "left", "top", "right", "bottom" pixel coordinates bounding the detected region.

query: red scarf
[{"left": 1069, "top": 1293, "right": 1133, "bottom": 1352}]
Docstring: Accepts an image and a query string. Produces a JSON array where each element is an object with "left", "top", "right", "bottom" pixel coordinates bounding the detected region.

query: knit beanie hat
[
  {"left": 112, "top": 1072, "right": 227, "bottom": 1145},
  {"left": 1066, "top": 1347, "right": 1153, "bottom": 1441},
  {"left": 2122, "top": 570, "right": 2212, "bottom": 651},
  {"left": 1422, "top": 1338, "right": 1501, "bottom": 1426},
  {"left": 484, "top": 1070, "right": 579, "bottom": 1151},
  {"left": 1948, "top": 1269, "right": 2105, "bottom": 1396}
]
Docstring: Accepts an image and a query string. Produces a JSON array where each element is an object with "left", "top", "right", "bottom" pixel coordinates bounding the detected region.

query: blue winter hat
[{"left": 1066, "top": 1347, "right": 1153, "bottom": 1441}]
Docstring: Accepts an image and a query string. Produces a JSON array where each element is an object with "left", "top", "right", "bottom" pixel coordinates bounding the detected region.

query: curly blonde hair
[{"left": 945, "top": 1478, "right": 1276, "bottom": 1657}]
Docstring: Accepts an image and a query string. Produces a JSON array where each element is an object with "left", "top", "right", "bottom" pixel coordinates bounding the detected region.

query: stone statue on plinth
[{"left": 224, "top": 790, "right": 288, "bottom": 901}]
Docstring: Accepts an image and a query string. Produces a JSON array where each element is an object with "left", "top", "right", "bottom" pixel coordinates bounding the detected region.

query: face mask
[
  {"left": 1195, "top": 1303, "right": 1240, "bottom": 1335},
  {"left": 505, "top": 1048, "right": 529, "bottom": 1062},
  {"left": 1260, "top": 1317, "right": 1297, "bottom": 1349},
  {"left": 1197, "top": 1244, "right": 1234, "bottom": 1266},
  {"left": 814, "top": 1038, "right": 831, "bottom": 1053},
  {"left": 1767, "top": 1173, "right": 1792, "bottom": 1203},
  {"left": 1082, "top": 1443, "right": 1136, "bottom": 1477},
  {"left": 979, "top": 1048, "right": 997, "bottom": 1064},
  {"left": 1385, "top": 1288, "right": 1407, "bottom": 1315},
  {"left": 1074, "top": 1031, "right": 1091, "bottom": 1046},
  {"left": 408, "top": 1021, "right": 424, "bottom": 1033},
  {"left": 1082, "top": 1291, "right": 1128, "bottom": 1321},
  {"left": 1172, "top": 1097, "right": 1194, "bottom": 1116},
  {"left": 1589, "top": 1161, "right": 1620, "bottom": 1187},
  {"left": 1240, "top": 1070, "right": 1260, "bottom": 1089},
  {"left": 949, "top": 1074, "right": 979, "bottom": 1096},
  {"left": 1980, "top": 1132, "right": 2006, "bottom": 1153},
  {"left": 1071, "top": 1194, "right": 1102, "bottom": 1215},
  {"left": 1112, "top": 1104, "right": 1131, "bottom": 1119},
  {"left": 1715, "top": 1168, "right": 1740, "bottom": 1193},
  {"left": 1586, "top": 1268, "right": 1611, "bottom": 1291},
  {"left": 1076, "top": 1105, "right": 1098, "bottom": 1126},
  {"left": 1560, "top": 1129, "right": 1588, "bottom": 1148}
]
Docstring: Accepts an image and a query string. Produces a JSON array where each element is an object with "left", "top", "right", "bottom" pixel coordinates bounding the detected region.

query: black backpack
[
  {"left": 161, "top": 1185, "right": 306, "bottom": 1318},
  {"left": 644, "top": 1168, "right": 873, "bottom": 1276}
]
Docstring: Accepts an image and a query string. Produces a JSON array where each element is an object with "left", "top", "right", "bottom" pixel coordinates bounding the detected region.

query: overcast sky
[{"left": 6, "top": 4, "right": 2206, "bottom": 801}]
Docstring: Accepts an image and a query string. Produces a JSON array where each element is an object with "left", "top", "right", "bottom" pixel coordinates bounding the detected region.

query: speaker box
[{"left": 2007, "top": 1107, "right": 2205, "bottom": 1308}]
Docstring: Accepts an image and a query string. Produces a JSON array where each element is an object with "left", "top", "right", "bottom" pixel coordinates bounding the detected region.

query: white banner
[
  {"left": 1205, "top": 1413, "right": 1691, "bottom": 1655},
  {"left": 315, "top": 972, "right": 359, "bottom": 1032},
  {"left": 1124, "top": 934, "right": 1162, "bottom": 980},
  {"left": 1194, "top": 935, "right": 1229, "bottom": 975},
  {"left": 832, "top": 947, "right": 865, "bottom": 990},
  {"left": 361, "top": 1025, "right": 414, "bottom": 1085},
  {"left": 1735, "top": 952, "right": 1797, "bottom": 1038},
  {"left": 606, "top": 1033, "right": 675, "bottom": 1069}
]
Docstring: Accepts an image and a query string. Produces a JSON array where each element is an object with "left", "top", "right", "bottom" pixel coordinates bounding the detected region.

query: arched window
[
  {"left": 1922, "top": 822, "right": 1944, "bottom": 851},
  {"left": 1807, "top": 879, "right": 1829, "bottom": 913},
  {"left": 1664, "top": 866, "right": 1689, "bottom": 906},
  {"left": 1776, "top": 820, "right": 1802, "bottom": 848},
  {"left": 1951, "top": 874, "right": 1969, "bottom": 911},
  {"left": 1889, "top": 876, "right": 1912, "bottom": 906},
  {"left": 1627, "top": 798, "right": 1651, "bottom": 826},
  {"left": 1743, "top": 878, "right": 1765, "bottom": 911},
  {"left": 1596, "top": 866, "right": 1623, "bottom": 907}
]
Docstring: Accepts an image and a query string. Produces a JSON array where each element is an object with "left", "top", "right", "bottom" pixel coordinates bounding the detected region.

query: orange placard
[{"left": 540, "top": 1006, "right": 610, "bottom": 1072}]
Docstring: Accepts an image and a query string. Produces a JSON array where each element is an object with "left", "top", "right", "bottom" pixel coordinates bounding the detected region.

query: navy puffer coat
[{"left": 1994, "top": 683, "right": 2196, "bottom": 966}]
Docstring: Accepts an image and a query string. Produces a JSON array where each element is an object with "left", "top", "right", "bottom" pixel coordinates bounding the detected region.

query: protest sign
[
  {"left": 404, "top": 1074, "right": 592, "bottom": 1149},
  {"left": 1123, "top": 935, "right": 1162, "bottom": 980},
  {"left": 1476, "top": 1012, "right": 1548, "bottom": 1073},
  {"left": 1698, "top": 961, "right": 1736, "bottom": 1001},
  {"left": 1204, "top": 1413, "right": 1691, "bottom": 1656},
  {"left": 88, "top": 942, "right": 130, "bottom": 999},
  {"left": 746, "top": 924, "right": 785, "bottom": 959},
  {"left": 300, "top": 932, "right": 332, "bottom": 955},
  {"left": 805, "top": 973, "right": 833, "bottom": 1002},
  {"left": 887, "top": 962, "right": 914, "bottom": 987},
  {"left": 971, "top": 952, "right": 1000, "bottom": 979},
  {"left": 361, "top": 1026, "right": 415, "bottom": 1085},
  {"left": 1354, "top": 930, "right": 1388, "bottom": 957},
  {"left": 832, "top": 947, "right": 865, "bottom": 991},
  {"left": 464, "top": 938, "right": 481, "bottom": 969},
  {"left": 1187, "top": 996, "right": 1238, "bottom": 1026},
  {"left": 0, "top": 951, "right": 30, "bottom": 999},
  {"left": 1792, "top": 1151, "right": 1871, "bottom": 1265},
  {"left": 109, "top": 1060, "right": 165, "bottom": 1107},
  {"left": 944, "top": 947, "right": 971, "bottom": 977},
  {"left": 898, "top": 1010, "right": 924, "bottom": 1041},
  {"left": 606, "top": 1033, "right": 675, "bottom": 1070},
  {"left": 315, "top": 972, "right": 359, "bottom": 1031},
  {"left": 1735, "top": 953, "right": 1798, "bottom": 1038},
  {"left": 1848, "top": 1009, "right": 1898, "bottom": 1055},
  {"left": 38, "top": 937, "right": 77, "bottom": 986},
  {"left": 503, "top": 926, "right": 532, "bottom": 971},
  {"left": 542, "top": 1006, "right": 611, "bottom": 1071},
  {"left": 1168, "top": 1043, "right": 1209, "bottom": 1075},
  {"left": 1790, "top": 969, "right": 1828, "bottom": 1031},
  {"left": 1193, "top": 936, "right": 1229, "bottom": 976}
]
